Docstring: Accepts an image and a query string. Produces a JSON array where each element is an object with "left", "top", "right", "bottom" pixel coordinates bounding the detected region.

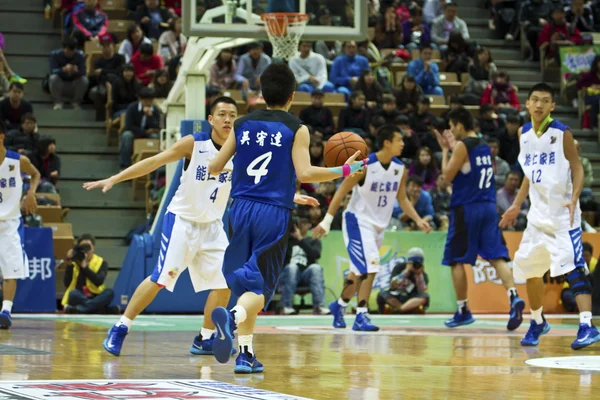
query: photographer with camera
[
  {"left": 58, "top": 234, "right": 115, "bottom": 314},
  {"left": 377, "top": 247, "right": 430, "bottom": 314},
  {"left": 280, "top": 217, "right": 329, "bottom": 315}
]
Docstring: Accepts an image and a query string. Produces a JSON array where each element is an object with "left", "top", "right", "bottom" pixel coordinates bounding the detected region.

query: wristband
[
  {"left": 329, "top": 159, "right": 368, "bottom": 177},
  {"left": 319, "top": 213, "right": 334, "bottom": 232}
]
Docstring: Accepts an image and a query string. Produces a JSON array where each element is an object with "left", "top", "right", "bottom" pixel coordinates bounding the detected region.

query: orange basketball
[{"left": 323, "top": 132, "right": 368, "bottom": 168}]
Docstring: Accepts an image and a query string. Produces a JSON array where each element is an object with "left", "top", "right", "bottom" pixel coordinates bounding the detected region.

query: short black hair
[
  {"left": 480, "top": 103, "right": 494, "bottom": 114},
  {"left": 210, "top": 96, "right": 237, "bottom": 114},
  {"left": 583, "top": 242, "right": 594, "bottom": 254},
  {"left": 447, "top": 107, "right": 474, "bottom": 131},
  {"left": 140, "top": 43, "right": 154, "bottom": 56},
  {"left": 407, "top": 175, "right": 424, "bottom": 187},
  {"left": 395, "top": 115, "right": 409, "bottom": 125},
  {"left": 506, "top": 114, "right": 520, "bottom": 125},
  {"left": 77, "top": 233, "right": 96, "bottom": 246},
  {"left": 444, "top": 2, "right": 458, "bottom": 8},
  {"left": 505, "top": 170, "right": 521, "bottom": 180},
  {"left": 528, "top": 82, "right": 554, "bottom": 101},
  {"left": 21, "top": 113, "right": 36, "bottom": 123},
  {"left": 138, "top": 87, "right": 155, "bottom": 99},
  {"left": 383, "top": 94, "right": 396, "bottom": 104},
  {"left": 9, "top": 82, "right": 24, "bottom": 91},
  {"left": 420, "top": 43, "right": 432, "bottom": 51},
  {"left": 418, "top": 96, "right": 431, "bottom": 105},
  {"left": 62, "top": 37, "right": 78, "bottom": 50},
  {"left": 123, "top": 63, "right": 135, "bottom": 72},
  {"left": 371, "top": 115, "right": 386, "bottom": 129},
  {"left": 449, "top": 95, "right": 463, "bottom": 105},
  {"left": 248, "top": 41, "right": 263, "bottom": 50},
  {"left": 376, "top": 124, "right": 400, "bottom": 149},
  {"left": 350, "top": 90, "right": 365, "bottom": 102},
  {"left": 260, "top": 63, "right": 296, "bottom": 108},
  {"left": 487, "top": 137, "right": 500, "bottom": 146}
]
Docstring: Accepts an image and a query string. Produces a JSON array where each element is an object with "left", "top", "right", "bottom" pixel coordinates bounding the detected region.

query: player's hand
[
  {"left": 24, "top": 191, "right": 37, "bottom": 214},
  {"left": 564, "top": 199, "right": 577, "bottom": 227},
  {"left": 293, "top": 194, "right": 320, "bottom": 207},
  {"left": 442, "top": 129, "right": 456, "bottom": 150},
  {"left": 499, "top": 204, "right": 519, "bottom": 228},
  {"left": 433, "top": 129, "right": 449, "bottom": 151},
  {"left": 344, "top": 151, "right": 367, "bottom": 176},
  {"left": 83, "top": 177, "right": 116, "bottom": 193},
  {"left": 312, "top": 224, "right": 328, "bottom": 239},
  {"left": 416, "top": 219, "right": 432, "bottom": 233}
]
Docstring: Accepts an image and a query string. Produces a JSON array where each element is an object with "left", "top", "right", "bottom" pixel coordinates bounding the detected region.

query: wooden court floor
[{"left": 0, "top": 315, "right": 599, "bottom": 399}]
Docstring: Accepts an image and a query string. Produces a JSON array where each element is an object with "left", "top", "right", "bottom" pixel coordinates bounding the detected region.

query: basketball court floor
[{"left": 0, "top": 314, "right": 598, "bottom": 399}]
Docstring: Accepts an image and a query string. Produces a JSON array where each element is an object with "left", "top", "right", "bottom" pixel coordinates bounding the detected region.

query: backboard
[{"left": 183, "top": 0, "right": 368, "bottom": 42}]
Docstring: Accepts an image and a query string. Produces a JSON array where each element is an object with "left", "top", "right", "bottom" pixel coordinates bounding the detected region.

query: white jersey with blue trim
[
  {"left": 519, "top": 119, "right": 580, "bottom": 231},
  {"left": 344, "top": 153, "right": 404, "bottom": 230},
  {"left": 0, "top": 150, "right": 23, "bottom": 221},
  {"left": 167, "top": 133, "right": 234, "bottom": 223}
]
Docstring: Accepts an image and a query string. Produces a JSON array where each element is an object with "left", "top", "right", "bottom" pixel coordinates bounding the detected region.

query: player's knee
[{"left": 565, "top": 266, "right": 592, "bottom": 296}]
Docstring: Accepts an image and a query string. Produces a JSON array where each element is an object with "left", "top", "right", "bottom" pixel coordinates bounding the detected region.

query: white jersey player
[
  {"left": 0, "top": 123, "right": 40, "bottom": 329},
  {"left": 500, "top": 83, "right": 600, "bottom": 349},
  {"left": 313, "top": 125, "right": 431, "bottom": 331},
  {"left": 85, "top": 97, "right": 318, "bottom": 357}
]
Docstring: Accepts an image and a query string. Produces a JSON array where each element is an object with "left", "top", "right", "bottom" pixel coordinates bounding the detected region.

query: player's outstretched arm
[
  {"left": 563, "top": 129, "right": 584, "bottom": 227},
  {"left": 292, "top": 125, "right": 366, "bottom": 183},
  {"left": 312, "top": 171, "right": 365, "bottom": 239},
  {"left": 20, "top": 155, "right": 41, "bottom": 214},
  {"left": 397, "top": 170, "right": 432, "bottom": 233},
  {"left": 83, "top": 135, "right": 194, "bottom": 193},
  {"left": 499, "top": 176, "right": 530, "bottom": 229},
  {"left": 208, "top": 129, "right": 236, "bottom": 175}
]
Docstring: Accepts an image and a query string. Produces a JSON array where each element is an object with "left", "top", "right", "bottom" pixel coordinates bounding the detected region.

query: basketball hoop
[{"left": 261, "top": 13, "right": 309, "bottom": 61}]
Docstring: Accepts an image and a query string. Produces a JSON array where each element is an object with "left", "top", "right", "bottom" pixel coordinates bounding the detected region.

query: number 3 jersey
[
  {"left": 167, "top": 132, "right": 233, "bottom": 223},
  {"left": 345, "top": 153, "right": 404, "bottom": 230},
  {"left": 518, "top": 119, "right": 580, "bottom": 231},
  {"left": 231, "top": 109, "right": 302, "bottom": 210},
  {"left": 450, "top": 137, "right": 497, "bottom": 209}
]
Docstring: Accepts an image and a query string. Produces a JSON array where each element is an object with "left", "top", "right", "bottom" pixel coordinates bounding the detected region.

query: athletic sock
[
  {"left": 507, "top": 288, "right": 518, "bottom": 301},
  {"left": 337, "top": 298, "right": 349, "bottom": 307},
  {"left": 200, "top": 328, "right": 216, "bottom": 340},
  {"left": 580, "top": 311, "right": 592, "bottom": 327},
  {"left": 117, "top": 316, "right": 133, "bottom": 330},
  {"left": 239, "top": 334, "right": 253, "bottom": 355},
  {"left": 457, "top": 300, "right": 467, "bottom": 314},
  {"left": 231, "top": 305, "right": 247, "bottom": 325},
  {"left": 356, "top": 307, "right": 368, "bottom": 315},
  {"left": 531, "top": 307, "right": 544, "bottom": 324},
  {"left": 2, "top": 301, "right": 13, "bottom": 313}
]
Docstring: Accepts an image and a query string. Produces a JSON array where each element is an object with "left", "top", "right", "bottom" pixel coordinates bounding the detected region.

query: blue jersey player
[
  {"left": 208, "top": 63, "right": 366, "bottom": 374},
  {"left": 435, "top": 107, "right": 525, "bottom": 330}
]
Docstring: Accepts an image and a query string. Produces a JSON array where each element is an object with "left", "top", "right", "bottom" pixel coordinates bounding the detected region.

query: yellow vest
[{"left": 61, "top": 254, "right": 106, "bottom": 306}]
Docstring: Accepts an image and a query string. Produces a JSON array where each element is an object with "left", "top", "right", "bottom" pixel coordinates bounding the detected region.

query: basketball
[{"left": 323, "top": 132, "right": 368, "bottom": 168}]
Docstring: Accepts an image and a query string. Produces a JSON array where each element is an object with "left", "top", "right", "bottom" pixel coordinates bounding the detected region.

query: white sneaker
[
  {"left": 489, "top": 20, "right": 496, "bottom": 30},
  {"left": 53, "top": 103, "right": 63, "bottom": 110},
  {"left": 282, "top": 307, "right": 296, "bottom": 315},
  {"left": 505, "top": 33, "right": 514, "bottom": 41},
  {"left": 314, "top": 307, "right": 331, "bottom": 315}
]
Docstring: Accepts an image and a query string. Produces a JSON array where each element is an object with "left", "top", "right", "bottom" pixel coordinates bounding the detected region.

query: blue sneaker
[
  {"left": 0, "top": 310, "right": 12, "bottom": 329},
  {"left": 211, "top": 307, "right": 237, "bottom": 364},
  {"left": 444, "top": 310, "right": 475, "bottom": 328},
  {"left": 571, "top": 324, "right": 600, "bottom": 350},
  {"left": 0, "top": 310, "right": 11, "bottom": 329},
  {"left": 507, "top": 296, "right": 525, "bottom": 331},
  {"left": 352, "top": 312, "right": 379, "bottom": 331},
  {"left": 189, "top": 334, "right": 237, "bottom": 356},
  {"left": 103, "top": 325, "right": 128, "bottom": 356},
  {"left": 329, "top": 301, "right": 346, "bottom": 329},
  {"left": 520, "top": 320, "right": 551, "bottom": 346},
  {"left": 234, "top": 352, "right": 264, "bottom": 374}
]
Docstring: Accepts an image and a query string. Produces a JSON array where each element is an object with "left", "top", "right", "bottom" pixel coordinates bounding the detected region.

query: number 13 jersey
[
  {"left": 167, "top": 132, "right": 233, "bottom": 223},
  {"left": 231, "top": 110, "right": 302, "bottom": 210},
  {"left": 450, "top": 137, "right": 497, "bottom": 209},
  {"left": 518, "top": 119, "right": 580, "bottom": 231},
  {"left": 345, "top": 153, "right": 404, "bottom": 230}
]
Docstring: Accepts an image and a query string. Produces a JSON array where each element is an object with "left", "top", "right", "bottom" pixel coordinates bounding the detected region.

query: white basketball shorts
[
  {"left": 513, "top": 223, "right": 585, "bottom": 281},
  {"left": 150, "top": 212, "right": 228, "bottom": 292},
  {"left": 0, "top": 218, "right": 29, "bottom": 280},
  {"left": 342, "top": 211, "right": 384, "bottom": 275}
]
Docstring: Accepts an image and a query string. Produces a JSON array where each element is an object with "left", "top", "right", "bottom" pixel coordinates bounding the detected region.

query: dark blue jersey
[
  {"left": 230, "top": 109, "right": 302, "bottom": 209},
  {"left": 450, "top": 137, "right": 497, "bottom": 208}
]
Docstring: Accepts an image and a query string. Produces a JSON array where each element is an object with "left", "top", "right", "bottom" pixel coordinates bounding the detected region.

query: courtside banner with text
[
  {"left": 320, "top": 231, "right": 600, "bottom": 314},
  {"left": 560, "top": 45, "right": 600, "bottom": 74}
]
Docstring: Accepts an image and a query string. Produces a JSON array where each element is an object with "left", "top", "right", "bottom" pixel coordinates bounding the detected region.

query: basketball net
[{"left": 261, "top": 13, "right": 309, "bottom": 61}]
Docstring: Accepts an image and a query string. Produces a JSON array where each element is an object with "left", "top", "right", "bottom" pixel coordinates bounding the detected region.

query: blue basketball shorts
[
  {"left": 442, "top": 202, "right": 509, "bottom": 266},
  {"left": 222, "top": 198, "right": 292, "bottom": 309}
]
